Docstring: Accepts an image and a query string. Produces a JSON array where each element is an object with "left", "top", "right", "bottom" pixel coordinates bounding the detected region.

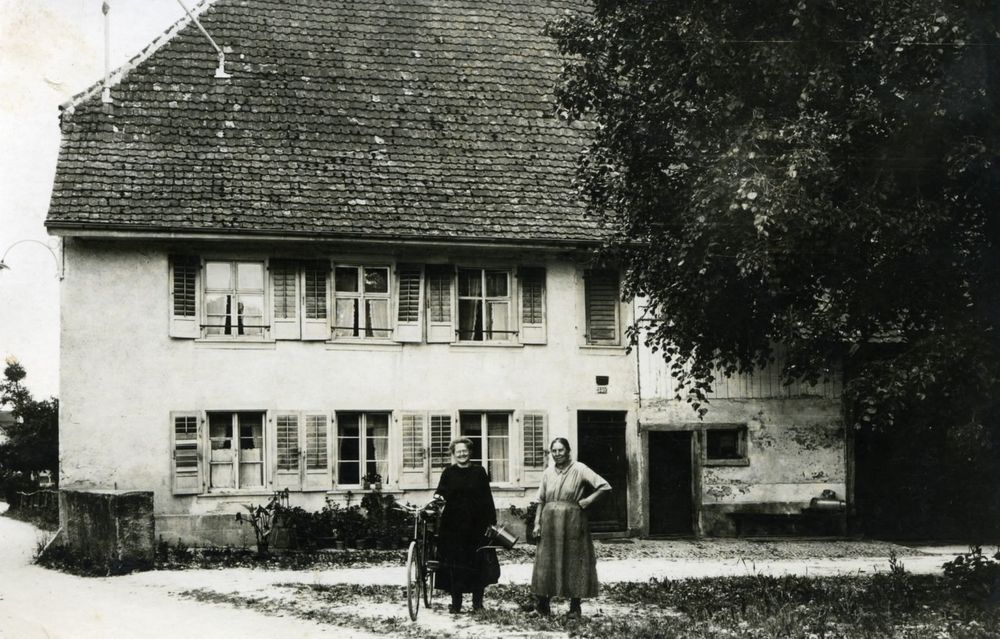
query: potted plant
[{"left": 362, "top": 471, "right": 383, "bottom": 491}]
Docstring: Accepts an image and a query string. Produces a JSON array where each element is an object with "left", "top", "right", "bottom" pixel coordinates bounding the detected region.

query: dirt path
[{"left": 0, "top": 503, "right": 957, "bottom": 639}]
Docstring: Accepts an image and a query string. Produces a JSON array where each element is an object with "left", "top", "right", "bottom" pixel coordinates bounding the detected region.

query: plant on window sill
[{"left": 234, "top": 488, "right": 288, "bottom": 558}]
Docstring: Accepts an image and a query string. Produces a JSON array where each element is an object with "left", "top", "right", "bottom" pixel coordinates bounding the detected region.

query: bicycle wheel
[
  {"left": 406, "top": 540, "right": 421, "bottom": 620},
  {"left": 423, "top": 565, "right": 434, "bottom": 607}
]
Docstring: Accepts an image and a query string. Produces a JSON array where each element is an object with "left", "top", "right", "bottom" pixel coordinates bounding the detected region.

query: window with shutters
[
  {"left": 276, "top": 414, "right": 299, "bottom": 471},
  {"left": 522, "top": 413, "right": 547, "bottom": 469},
  {"left": 397, "top": 266, "right": 422, "bottom": 324},
  {"left": 333, "top": 266, "right": 392, "bottom": 339},
  {"left": 270, "top": 259, "right": 329, "bottom": 340},
  {"left": 305, "top": 415, "right": 328, "bottom": 470},
  {"left": 458, "top": 268, "right": 513, "bottom": 342},
  {"left": 272, "top": 264, "right": 297, "bottom": 322},
  {"left": 459, "top": 412, "right": 511, "bottom": 483},
  {"left": 172, "top": 257, "right": 198, "bottom": 318},
  {"left": 584, "top": 269, "right": 621, "bottom": 345},
  {"left": 204, "top": 261, "right": 267, "bottom": 338}
]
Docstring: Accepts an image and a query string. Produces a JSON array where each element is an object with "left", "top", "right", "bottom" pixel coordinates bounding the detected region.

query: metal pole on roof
[{"left": 175, "top": 0, "right": 231, "bottom": 79}]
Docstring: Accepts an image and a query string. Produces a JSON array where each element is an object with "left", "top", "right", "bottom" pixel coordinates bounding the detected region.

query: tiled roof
[{"left": 46, "top": 0, "right": 605, "bottom": 245}]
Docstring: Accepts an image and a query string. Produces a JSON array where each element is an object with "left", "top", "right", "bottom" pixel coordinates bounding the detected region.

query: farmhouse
[{"left": 46, "top": 0, "right": 846, "bottom": 543}]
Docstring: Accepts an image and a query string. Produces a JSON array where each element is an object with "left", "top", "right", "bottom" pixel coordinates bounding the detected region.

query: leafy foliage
[
  {"left": 548, "top": 1, "right": 1000, "bottom": 429},
  {"left": 943, "top": 545, "right": 1000, "bottom": 605},
  {"left": 0, "top": 358, "right": 58, "bottom": 502}
]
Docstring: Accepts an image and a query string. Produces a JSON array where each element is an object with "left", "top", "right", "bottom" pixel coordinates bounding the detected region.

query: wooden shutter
[
  {"left": 171, "top": 411, "right": 203, "bottom": 495},
  {"left": 302, "top": 260, "right": 331, "bottom": 340},
  {"left": 169, "top": 256, "right": 200, "bottom": 338},
  {"left": 429, "top": 413, "right": 453, "bottom": 484},
  {"left": 270, "top": 259, "right": 301, "bottom": 340},
  {"left": 585, "top": 269, "right": 620, "bottom": 345},
  {"left": 399, "top": 413, "right": 428, "bottom": 487},
  {"left": 518, "top": 267, "right": 546, "bottom": 344},
  {"left": 425, "top": 265, "right": 455, "bottom": 343},
  {"left": 394, "top": 264, "right": 424, "bottom": 343},
  {"left": 303, "top": 413, "right": 331, "bottom": 490},
  {"left": 274, "top": 413, "right": 302, "bottom": 491}
]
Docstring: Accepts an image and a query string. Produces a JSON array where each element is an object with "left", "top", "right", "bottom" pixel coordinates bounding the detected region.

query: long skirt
[{"left": 530, "top": 501, "right": 599, "bottom": 598}]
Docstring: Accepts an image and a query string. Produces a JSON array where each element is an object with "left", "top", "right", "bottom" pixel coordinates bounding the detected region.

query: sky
[{"left": 0, "top": 0, "right": 191, "bottom": 399}]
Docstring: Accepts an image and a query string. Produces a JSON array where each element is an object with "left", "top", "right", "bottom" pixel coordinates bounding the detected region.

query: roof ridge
[{"left": 60, "top": 0, "right": 219, "bottom": 116}]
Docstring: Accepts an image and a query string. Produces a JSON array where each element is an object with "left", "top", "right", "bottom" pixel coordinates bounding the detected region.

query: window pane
[
  {"left": 459, "top": 413, "right": 484, "bottom": 467},
  {"left": 366, "top": 299, "right": 390, "bottom": 337},
  {"left": 239, "top": 413, "right": 264, "bottom": 452},
  {"left": 335, "top": 299, "right": 359, "bottom": 337},
  {"left": 205, "top": 293, "right": 231, "bottom": 335},
  {"left": 237, "top": 262, "right": 263, "bottom": 290},
  {"left": 520, "top": 269, "right": 544, "bottom": 324},
  {"left": 486, "top": 301, "right": 509, "bottom": 340},
  {"left": 485, "top": 271, "right": 508, "bottom": 297},
  {"left": 366, "top": 414, "right": 390, "bottom": 482},
  {"left": 707, "top": 429, "right": 744, "bottom": 460},
  {"left": 208, "top": 413, "right": 234, "bottom": 489},
  {"left": 364, "top": 267, "right": 389, "bottom": 294},
  {"left": 458, "top": 269, "right": 482, "bottom": 297},
  {"left": 237, "top": 295, "right": 264, "bottom": 336},
  {"left": 458, "top": 299, "right": 483, "bottom": 341},
  {"left": 304, "top": 268, "right": 327, "bottom": 319},
  {"left": 205, "top": 262, "right": 231, "bottom": 289},
  {"left": 487, "top": 414, "right": 509, "bottom": 482},
  {"left": 209, "top": 413, "right": 233, "bottom": 448},
  {"left": 335, "top": 267, "right": 359, "bottom": 292},
  {"left": 337, "top": 413, "right": 361, "bottom": 485}
]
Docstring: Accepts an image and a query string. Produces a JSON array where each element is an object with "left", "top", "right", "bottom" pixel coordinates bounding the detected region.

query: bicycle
[{"left": 396, "top": 497, "right": 443, "bottom": 621}]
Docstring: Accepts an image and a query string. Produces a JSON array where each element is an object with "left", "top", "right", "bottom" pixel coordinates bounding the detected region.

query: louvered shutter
[
  {"left": 169, "top": 256, "right": 200, "bottom": 338},
  {"left": 428, "top": 413, "right": 454, "bottom": 484},
  {"left": 270, "top": 259, "right": 301, "bottom": 340},
  {"left": 394, "top": 265, "right": 424, "bottom": 342},
  {"left": 522, "top": 412, "right": 548, "bottom": 485},
  {"left": 303, "top": 413, "right": 331, "bottom": 490},
  {"left": 302, "top": 260, "right": 331, "bottom": 340},
  {"left": 425, "top": 265, "right": 455, "bottom": 343},
  {"left": 585, "top": 269, "right": 620, "bottom": 345},
  {"left": 274, "top": 413, "right": 302, "bottom": 490},
  {"left": 171, "top": 411, "right": 203, "bottom": 495},
  {"left": 399, "top": 413, "right": 428, "bottom": 486},
  {"left": 518, "top": 267, "right": 546, "bottom": 344}
]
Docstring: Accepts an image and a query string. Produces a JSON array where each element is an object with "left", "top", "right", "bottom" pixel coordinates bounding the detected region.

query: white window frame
[
  {"left": 202, "top": 260, "right": 269, "bottom": 340},
  {"left": 334, "top": 411, "right": 392, "bottom": 487},
  {"left": 457, "top": 268, "right": 515, "bottom": 342},
  {"left": 332, "top": 265, "right": 393, "bottom": 340},
  {"left": 206, "top": 411, "right": 268, "bottom": 492}
]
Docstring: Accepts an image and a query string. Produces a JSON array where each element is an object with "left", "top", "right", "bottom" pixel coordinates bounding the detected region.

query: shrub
[{"left": 943, "top": 545, "right": 1000, "bottom": 605}]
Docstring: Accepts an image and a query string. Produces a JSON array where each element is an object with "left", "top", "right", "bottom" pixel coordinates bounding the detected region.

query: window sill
[
  {"left": 703, "top": 458, "right": 751, "bottom": 467},
  {"left": 194, "top": 339, "right": 276, "bottom": 349},
  {"left": 578, "top": 344, "right": 626, "bottom": 354},
  {"left": 325, "top": 340, "right": 403, "bottom": 352},
  {"left": 325, "top": 487, "right": 404, "bottom": 497},
  {"left": 449, "top": 342, "right": 525, "bottom": 349},
  {"left": 195, "top": 490, "right": 276, "bottom": 498}
]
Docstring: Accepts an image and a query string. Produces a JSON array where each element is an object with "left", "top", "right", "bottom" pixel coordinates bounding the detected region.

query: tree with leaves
[
  {"left": 1, "top": 357, "right": 59, "bottom": 502},
  {"left": 548, "top": 0, "right": 1000, "bottom": 536}
]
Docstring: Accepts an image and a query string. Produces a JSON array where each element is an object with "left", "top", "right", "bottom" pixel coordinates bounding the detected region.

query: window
[
  {"left": 518, "top": 267, "right": 546, "bottom": 344},
  {"left": 204, "top": 261, "right": 266, "bottom": 337},
  {"left": 207, "top": 411, "right": 265, "bottom": 490},
  {"left": 401, "top": 413, "right": 425, "bottom": 470},
  {"left": 334, "top": 266, "right": 391, "bottom": 338},
  {"left": 171, "top": 411, "right": 202, "bottom": 494},
  {"left": 522, "top": 413, "right": 547, "bottom": 469},
  {"left": 704, "top": 426, "right": 749, "bottom": 465},
  {"left": 584, "top": 269, "right": 620, "bottom": 345},
  {"left": 458, "top": 268, "right": 512, "bottom": 341},
  {"left": 460, "top": 412, "right": 511, "bottom": 482},
  {"left": 336, "top": 412, "right": 390, "bottom": 486}
]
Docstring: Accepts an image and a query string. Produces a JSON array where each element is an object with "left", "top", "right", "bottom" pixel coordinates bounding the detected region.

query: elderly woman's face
[
  {"left": 453, "top": 443, "right": 471, "bottom": 464},
  {"left": 550, "top": 442, "right": 568, "bottom": 465}
]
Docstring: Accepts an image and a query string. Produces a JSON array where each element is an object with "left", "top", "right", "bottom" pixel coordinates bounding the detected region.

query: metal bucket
[{"left": 486, "top": 524, "right": 519, "bottom": 550}]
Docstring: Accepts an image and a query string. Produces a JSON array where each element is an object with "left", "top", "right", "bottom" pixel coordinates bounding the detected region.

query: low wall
[{"left": 59, "top": 489, "right": 155, "bottom": 571}]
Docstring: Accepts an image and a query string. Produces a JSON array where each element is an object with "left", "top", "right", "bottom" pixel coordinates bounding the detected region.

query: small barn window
[{"left": 703, "top": 426, "right": 749, "bottom": 465}]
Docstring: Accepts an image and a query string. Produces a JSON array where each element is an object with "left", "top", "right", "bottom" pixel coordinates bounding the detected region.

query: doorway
[
  {"left": 648, "top": 430, "right": 694, "bottom": 536},
  {"left": 577, "top": 410, "right": 628, "bottom": 532}
]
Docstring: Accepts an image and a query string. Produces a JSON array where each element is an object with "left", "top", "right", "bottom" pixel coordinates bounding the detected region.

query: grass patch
[{"left": 178, "top": 575, "right": 1000, "bottom": 639}]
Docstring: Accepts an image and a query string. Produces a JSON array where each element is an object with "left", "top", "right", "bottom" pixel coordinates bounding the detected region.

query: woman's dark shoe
[
  {"left": 567, "top": 598, "right": 582, "bottom": 618},
  {"left": 535, "top": 596, "right": 551, "bottom": 616},
  {"left": 448, "top": 605, "right": 462, "bottom": 614}
]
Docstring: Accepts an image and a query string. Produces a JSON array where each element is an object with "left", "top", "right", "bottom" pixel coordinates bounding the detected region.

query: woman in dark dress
[{"left": 434, "top": 437, "right": 497, "bottom": 613}]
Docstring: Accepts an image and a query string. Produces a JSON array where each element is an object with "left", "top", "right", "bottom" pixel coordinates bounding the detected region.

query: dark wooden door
[
  {"left": 577, "top": 411, "right": 628, "bottom": 532},
  {"left": 648, "top": 431, "right": 694, "bottom": 536}
]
